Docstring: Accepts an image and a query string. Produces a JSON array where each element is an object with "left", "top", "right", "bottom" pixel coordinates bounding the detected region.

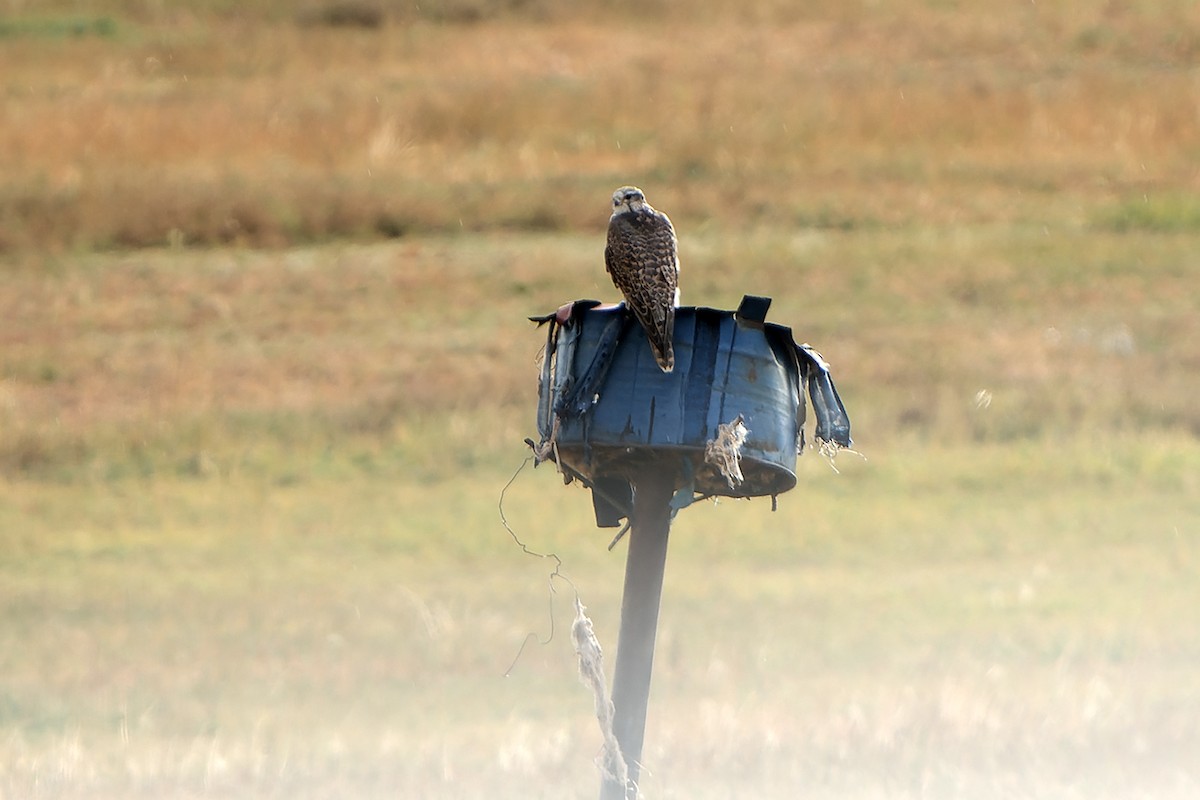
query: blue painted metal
[{"left": 532, "top": 297, "right": 851, "bottom": 524}]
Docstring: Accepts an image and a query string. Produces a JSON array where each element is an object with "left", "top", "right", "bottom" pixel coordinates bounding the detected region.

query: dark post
[{"left": 600, "top": 462, "right": 676, "bottom": 800}]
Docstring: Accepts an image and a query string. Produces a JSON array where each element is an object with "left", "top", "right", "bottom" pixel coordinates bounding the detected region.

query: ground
[{"left": 1, "top": 2, "right": 1199, "bottom": 797}]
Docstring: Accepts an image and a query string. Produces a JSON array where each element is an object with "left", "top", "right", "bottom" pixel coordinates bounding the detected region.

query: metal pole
[{"left": 600, "top": 463, "right": 675, "bottom": 800}]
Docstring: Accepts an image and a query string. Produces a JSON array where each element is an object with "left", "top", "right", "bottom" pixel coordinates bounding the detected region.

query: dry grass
[
  {"left": 1, "top": 442, "right": 1198, "bottom": 798},
  {"left": 3, "top": 226, "right": 1197, "bottom": 480},
  {"left": 3, "top": 2, "right": 1200, "bottom": 250},
  {"left": 3, "top": 2, "right": 1200, "bottom": 797}
]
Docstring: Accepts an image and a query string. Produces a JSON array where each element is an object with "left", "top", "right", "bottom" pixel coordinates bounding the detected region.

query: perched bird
[{"left": 605, "top": 186, "right": 680, "bottom": 373}]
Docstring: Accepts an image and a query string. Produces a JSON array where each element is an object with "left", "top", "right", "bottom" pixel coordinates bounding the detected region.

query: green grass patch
[
  {"left": 1094, "top": 193, "right": 1200, "bottom": 233},
  {"left": 0, "top": 16, "right": 118, "bottom": 39}
]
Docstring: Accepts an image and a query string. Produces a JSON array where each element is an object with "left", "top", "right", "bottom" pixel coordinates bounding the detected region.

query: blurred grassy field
[{"left": 3, "top": 1, "right": 1200, "bottom": 798}]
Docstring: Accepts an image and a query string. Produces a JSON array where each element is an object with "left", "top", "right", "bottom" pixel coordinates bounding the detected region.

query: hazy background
[{"left": 2, "top": 1, "right": 1199, "bottom": 797}]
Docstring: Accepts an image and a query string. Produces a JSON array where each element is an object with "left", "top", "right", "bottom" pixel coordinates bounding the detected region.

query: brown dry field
[
  {"left": 2, "top": 2, "right": 1200, "bottom": 798},
  {"left": 3, "top": 2, "right": 1200, "bottom": 251},
  {"left": 4, "top": 1, "right": 1200, "bottom": 461}
]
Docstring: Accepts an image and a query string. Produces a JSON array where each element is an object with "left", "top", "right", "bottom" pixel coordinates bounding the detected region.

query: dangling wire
[
  {"left": 499, "top": 455, "right": 579, "bottom": 676},
  {"left": 499, "top": 455, "right": 628, "bottom": 789}
]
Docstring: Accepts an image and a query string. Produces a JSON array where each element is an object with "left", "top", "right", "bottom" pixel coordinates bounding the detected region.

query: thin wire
[{"left": 499, "top": 455, "right": 578, "bottom": 677}]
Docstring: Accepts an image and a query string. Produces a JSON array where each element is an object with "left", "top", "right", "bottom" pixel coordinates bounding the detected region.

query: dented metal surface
[{"left": 531, "top": 296, "right": 852, "bottom": 526}]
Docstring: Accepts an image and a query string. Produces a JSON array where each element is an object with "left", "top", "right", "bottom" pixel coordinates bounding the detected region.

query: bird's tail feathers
[
  {"left": 626, "top": 302, "right": 676, "bottom": 374},
  {"left": 649, "top": 339, "right": 675, "bottom": 373},
  {"left": 647, "top": 313, "right": 675, "bottom": 373}
]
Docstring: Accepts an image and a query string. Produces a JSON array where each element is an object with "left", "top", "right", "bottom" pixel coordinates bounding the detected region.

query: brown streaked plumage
[{"left": 604, "top": 186, "right": 680, "bottom": 373}]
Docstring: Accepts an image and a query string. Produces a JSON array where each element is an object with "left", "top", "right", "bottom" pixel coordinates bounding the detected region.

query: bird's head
[{"left": 611, "top": 185, "right": 648, "bottom": 216}]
